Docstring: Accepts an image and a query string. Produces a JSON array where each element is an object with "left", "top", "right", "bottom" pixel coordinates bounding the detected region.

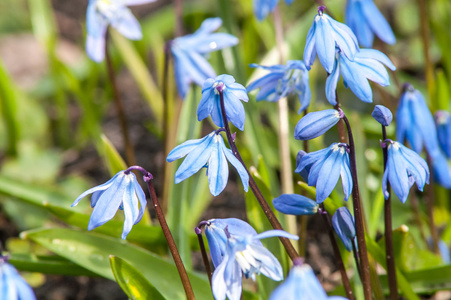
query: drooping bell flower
[
  {"left": 304, "top": 6, "right": 359, "bottom": 73},
  {"left": 296, "top": 143, "right": 353, "bottom": 203},
  {"left": 167, "top": 131, "right": 249, "bottom": 196},
  {"left": 71, "top": 170, "right": 147, "bottom": 239}
]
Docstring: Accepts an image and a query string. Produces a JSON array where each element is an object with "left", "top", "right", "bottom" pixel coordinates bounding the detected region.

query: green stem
[
  {"left": 320, "top": 205, "right": 355, "bottom": 300},
  {"left": 381, "top": 127, "right": 399, "bottom": 299},
  {"left": 195, "top": 226, "right": 212, "bottom": 284},
  {"left": 145, "top": 176, "right": 195, "bottom": 299},
  {"left": 218, "top": 89, "right": 299, "bottom": 261}
]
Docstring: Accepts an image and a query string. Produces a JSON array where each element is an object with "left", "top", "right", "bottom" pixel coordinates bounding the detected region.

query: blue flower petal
[
  {"left": 111, "top": 8, "right": 142, "bottom": 40},
  {"left": 167, "top": 134, "right": 211, "bottom": 162},
  {"left": 362, "top": 0, "right": 396, "bottom": 45},
  {"left": 324, "top": 60, "right": 340, "bottom": 106},
  {"left": 88, "top": 173, "right": 128, "bottom": 230},
  {"left": 316, "top": 148, "right": 342, "bottom": 203},
  {"left": 222, "top": 148, "right": 249, "bottom": 192},
  {"left": 207, "top": 139, "right": 229, "bottom": 196},
  {"left": 174, "top": 134, "right": 215, "bottom": 183},
  {"left": 315, "top": 15, "right": 337, "bottom": 73}
]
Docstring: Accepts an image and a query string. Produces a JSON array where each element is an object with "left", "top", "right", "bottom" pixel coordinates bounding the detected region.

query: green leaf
[
  {"left": 23, "top": 228, "right": 212, "bottom": 300},
  {"left": 404, "top": 265, "right": 451, "bottom": 293},
  {"left": 9, "top": 253, "right": 98, "bottom": 277},
  {"left": 0, "top": 61, "right": 18, "bottom": 155},
  {"left": 99, "top": 134, "right": 127, "bottom": 176},
  {"left": 44, "top": 203, "right": 168, "bottom": 251},
  {"left": 365, "top": 233, "right": 420, "bottom": 300},
  {"left": 379, "top": 226, "right": 442, "bottom": 272},
  {"left": 0, "top": 175, "right": 72, "bottom": 208},
  {"left": 110, "top": 255, "right": 165, "bottom": 300}
]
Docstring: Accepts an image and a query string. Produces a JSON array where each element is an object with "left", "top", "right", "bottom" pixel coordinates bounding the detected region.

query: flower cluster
[
  {"left": 204, "top": 218, "right": 298, "bottom": 300},
  {"left": 304, "top": 6, "right": 395, "bottom": 104}
]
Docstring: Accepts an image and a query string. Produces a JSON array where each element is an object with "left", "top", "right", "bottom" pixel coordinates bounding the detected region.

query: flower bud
[
  {"left": 294, "top": 109, "right": 343, "bottom": 140},
  {"left": 273, "top": 194, "right": 319, "bottom": 215},
  {"left": 332, "top": 207, "right": 356, "bottom": 251},
  {"left": 371, "top": 105, "right": 393, "bottom": 126}
]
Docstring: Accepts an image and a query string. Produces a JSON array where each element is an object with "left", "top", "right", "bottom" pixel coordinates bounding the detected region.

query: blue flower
[
  {"left": 396, "top": 84, "right": 440, "bottom": 154},
  {"left": 295, "top": 150, "right": 310, "bottom": 182},
  {"left": 247, "top": 60, "right": 311, "bottom": 113},
  {"left": 304, "top": 6, "right": 359, "bottom": 73},
  {"left": 332, "top": 207, "right": 356, "bottom": 251},
  {"left": 435, "top": 110, "right": 451, "bottom": 158},
  {"left": 0, "top": 257, "right": 36, "bottom": 300},
  {"left": 71, "top": 170, "right": 147, "bottom": 239},
  {"left": 167, "top": 131, "right": 249, "bottom": 196},
  {"left": 253, "top": 0, "right": 294, "bottom": 21},
  {"left": 204, "top": 219, "right": 298, "bottom": 300},
  {"left": 396, "top": 85, "right": 451, "bottom": 188},
  {"left": 295, "top": 143, "right": 353, "bottom": 203},
  {"left": 429, "top": 151, "right": 451, "bottom": 189},
  {"left": 273, "top": 194, "right": 319, "bottom": 215},
  {"left": 85, "top": 0, "right": 154, "bottom": 62},
  {"left": 204, "top": 218, "right": 259, "bottom": 268},
  {"left": 345, "top": 0, "right": 396, "bottom": 48},
  {"left": 372, "top": 105, "right": 393, "bottom": 126},
  {"left": 269, "top": 263, "right": 347, "bottom": 300},
  {"left": 326, "top": 49, "right": 396, "bottom": 105},
  {"left": 382, "top": 140, "right": 429, "bottom": 203},
  {"left": 294, "top": 109, "right": 343, "bottom": 140},
  {"left": 198, "top": 75, "right": 248, "bottom": 131},
  {"left": 171, "top": 18, "right": 239, "bottom": 98}
]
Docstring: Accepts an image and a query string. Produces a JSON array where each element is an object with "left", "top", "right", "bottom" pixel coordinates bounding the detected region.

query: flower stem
[
  {"left": 105, "top": 30, "right": 136, "bottom": 166},
  {"left": 342, "top": 115, "right": 372, "bottom": 300},
  {"left": 298, "top": 110, "right": 310, "bottom": 256},
  {"left": 144, "top": 175, "right": 195, "bottom": 299},
  {"left": 381, "top": 126, "right": 399, "bottom": 299},
  {"left": 351, "top": 239, "right": 362, "bottom": 280},
  {"left": 195, "top": 226, "right": 213, "bottom": 284},
  {"left": 334, "top": 102, "right": 348, "bottom": 144},
  {"left": 218, "top": 90, "right": 300, "bottom": 261},
  {"left": 320, "top": 205, "right": 355, "bottom": 300}
]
